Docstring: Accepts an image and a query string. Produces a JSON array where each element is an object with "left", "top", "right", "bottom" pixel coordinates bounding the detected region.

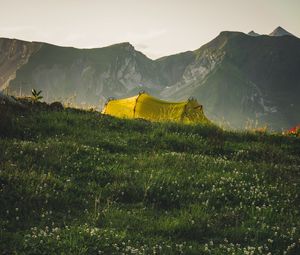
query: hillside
[
  {"left": 1, "top": 27, "right": 300, "bottom": 130},
  {"left": 0, "top": 99, "right": 300, "bottom": 254}
]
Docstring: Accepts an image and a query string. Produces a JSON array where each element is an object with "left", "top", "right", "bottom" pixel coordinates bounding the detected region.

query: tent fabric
[{"left": 102, "top": 92, "right": 210, "bottom": 124}]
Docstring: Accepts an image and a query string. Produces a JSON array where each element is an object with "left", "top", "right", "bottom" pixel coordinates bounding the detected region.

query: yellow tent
[{"left": 102, "top": 92, "right": 210, "bottom": 124}]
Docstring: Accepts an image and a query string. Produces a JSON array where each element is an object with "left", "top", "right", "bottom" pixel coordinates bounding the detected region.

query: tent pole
[
  {"left": 180, "top": 102, "right": 188, "bottom": 123},
  {"left": 133, "top": 93, "right": 143, "bottom": 118}
]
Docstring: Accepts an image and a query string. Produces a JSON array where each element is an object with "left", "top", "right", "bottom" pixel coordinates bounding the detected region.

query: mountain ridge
[
  {"left": 248, "top": 30, "right": 260, "bottom": 37},
  {"left": 0, "top": 27, "right": 300, "bottom": 130},
  {"left": 163, "top": 31, "right": 300, "bottom": 129}
]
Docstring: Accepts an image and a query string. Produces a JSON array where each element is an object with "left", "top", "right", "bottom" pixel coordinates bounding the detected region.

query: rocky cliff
[{"left": 0, "top": 38, "right": 41, "bottom": 90}]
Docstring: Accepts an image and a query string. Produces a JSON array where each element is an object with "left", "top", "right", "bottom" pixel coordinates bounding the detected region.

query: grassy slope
[{"left": 0, "top": 105, "right": 300, "bottom": 254}]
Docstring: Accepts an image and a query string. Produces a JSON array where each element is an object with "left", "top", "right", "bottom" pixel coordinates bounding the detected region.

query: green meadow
[{"left": 0, "top": 104, "right": 300, "bottom": 254}]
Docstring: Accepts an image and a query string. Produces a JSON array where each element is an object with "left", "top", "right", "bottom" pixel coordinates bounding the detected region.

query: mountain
[
  {"left": 1, "top": 27, "right": 300, "bottom": 130},
  {"left": 269, "top": 26, "right": 295, "bottom": 37},
  {"left": 161, "top": 31, "right": 300, "bottom": 129},
  {"left": 1, "top": 40, "right": 165, "bottom": 106},
  {"left": 248, "top": 30, "right": 260, "bottom": 37},
  {"left": 0, "top": 38, "right": 41, "bottom": 91}
]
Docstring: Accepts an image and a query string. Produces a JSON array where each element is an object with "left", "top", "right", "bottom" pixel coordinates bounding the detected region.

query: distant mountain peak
[
  {"left": 117, "top": 42, "right": 135, "bottom": 50},
  {"left": 248, "top": 30, "right": 260, "bottom": 37},
  {"left": 269, "top": 26, "right": 294, "bottom": 37}
]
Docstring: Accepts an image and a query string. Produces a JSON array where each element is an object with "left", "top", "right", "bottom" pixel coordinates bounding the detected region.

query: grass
[{"left": 0, "top": 103, "right": 300, "bottom": 254}]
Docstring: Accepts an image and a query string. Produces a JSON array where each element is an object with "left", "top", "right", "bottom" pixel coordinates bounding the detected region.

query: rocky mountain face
[
  {"left": 5, "top": 42, "right": 165, "bottom": 106},
  {"left": 0, "top": 27, "right": 299, "bottom": 130},
  {"left": 0, "top": 38, "right": 41, "bottom": 91},
  {"left": 161, "top": 31, "right": 300, "bottom": 130}
]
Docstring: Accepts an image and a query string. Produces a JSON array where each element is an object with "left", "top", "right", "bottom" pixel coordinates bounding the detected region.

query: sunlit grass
[{"left": 0, "top": 106, "right": 299, "bottom": 254}]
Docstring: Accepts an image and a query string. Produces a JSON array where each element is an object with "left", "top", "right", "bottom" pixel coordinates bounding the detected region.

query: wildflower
[{"left": 204, "top": 244, "right": 209, "bottom": 251}]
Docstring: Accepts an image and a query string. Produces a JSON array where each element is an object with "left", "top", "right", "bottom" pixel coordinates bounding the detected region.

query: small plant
[{"left": 31, "top": 89, "right": 43, "bottom": 102}]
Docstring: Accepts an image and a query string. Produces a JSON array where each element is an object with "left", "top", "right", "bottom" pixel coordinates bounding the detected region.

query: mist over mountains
[{"left": 0, "top": 27, "right": 299, "bottom": 130}]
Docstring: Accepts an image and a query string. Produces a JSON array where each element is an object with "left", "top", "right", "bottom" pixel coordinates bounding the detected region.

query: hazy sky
[{"left": 0, "top": 0, "right": 299, "bottom": 59}]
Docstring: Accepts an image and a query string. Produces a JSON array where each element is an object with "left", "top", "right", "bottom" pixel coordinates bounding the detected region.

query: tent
[{"left": 102, "top": 92, "right": 210, "bottom": 124}]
